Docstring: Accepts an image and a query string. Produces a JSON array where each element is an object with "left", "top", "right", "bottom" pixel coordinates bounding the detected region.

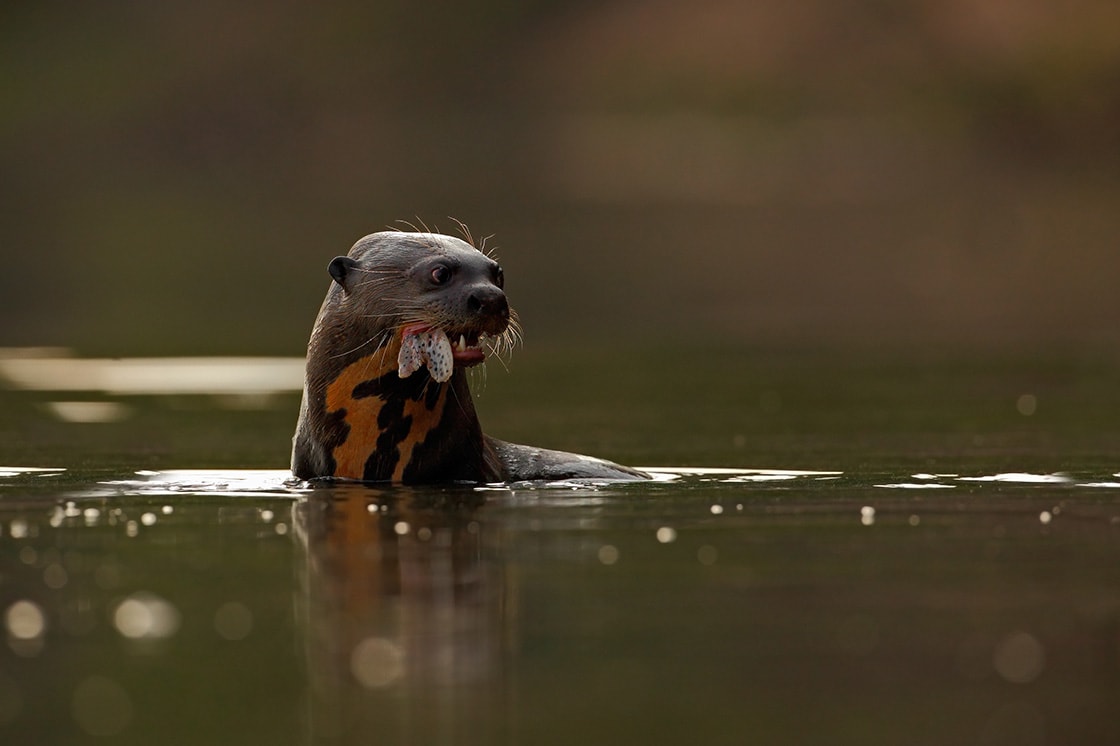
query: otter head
[
  {"left": 323, "top": 231, "right": 514, "bottom": 378},
  {"left": 293, "top": 231, "right": 516, "bottom": 483}
]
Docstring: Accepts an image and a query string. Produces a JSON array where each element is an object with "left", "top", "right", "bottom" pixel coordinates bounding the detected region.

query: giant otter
[{"left": 291, "top": 230, "right": 648, "bottom": 484}]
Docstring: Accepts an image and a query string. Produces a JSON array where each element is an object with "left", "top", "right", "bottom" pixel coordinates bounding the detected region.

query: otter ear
[{"left": 328, "top": 256, "right": 358, "bottom": 290}]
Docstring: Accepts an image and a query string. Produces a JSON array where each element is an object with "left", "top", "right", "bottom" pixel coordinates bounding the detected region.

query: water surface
[{"left": 2, "top": 349, "right": 1119, "bottom": 745}]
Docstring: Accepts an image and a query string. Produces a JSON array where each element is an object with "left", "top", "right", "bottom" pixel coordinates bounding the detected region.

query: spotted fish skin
[
  {"left": 397, "top": 332, "right": 425, "bottom": 378},
  {"left": 397, "top": 328, "right": 454, "bottom": 382},
  {"left": 423, "top": 331, "right": 454, "bottom": 382}
]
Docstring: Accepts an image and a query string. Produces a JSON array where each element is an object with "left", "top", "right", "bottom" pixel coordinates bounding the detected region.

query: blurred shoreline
[{"left": 3, "top": 1, "right": 1117, "bottom": 355}]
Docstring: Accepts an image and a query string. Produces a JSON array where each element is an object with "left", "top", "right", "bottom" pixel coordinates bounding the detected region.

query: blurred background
[
  {"left": 4, "top": 9, "right": 1120, "bottom": 743},
  {"left": 2, "top": 0, "right": 1118, "bottom": 356}
]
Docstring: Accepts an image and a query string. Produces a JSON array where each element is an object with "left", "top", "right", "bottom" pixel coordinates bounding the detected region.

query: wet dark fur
[{"left": 291, "top": 230, "right": 648, "bottom": 484}]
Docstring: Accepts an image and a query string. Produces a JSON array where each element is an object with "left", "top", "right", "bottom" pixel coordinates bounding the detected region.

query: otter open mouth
[
  {"left": 449, "top": 331, "right": 486, "bottom": 365},
  {"left": 398, "top": 323, "right": 487, "bottom": 382}
]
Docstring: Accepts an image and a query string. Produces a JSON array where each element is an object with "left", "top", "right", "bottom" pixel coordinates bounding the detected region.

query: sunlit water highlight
[
  {"left": 0, "top": 355, "right": 304, "bottom": 395},
  {"left": 24, "top": 465, "right": 1116, "bottom": 498}
]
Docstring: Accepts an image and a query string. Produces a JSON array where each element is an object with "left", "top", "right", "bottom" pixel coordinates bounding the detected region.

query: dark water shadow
[{"left": 293, "top": 483, "right": 512, "bottom": 745}]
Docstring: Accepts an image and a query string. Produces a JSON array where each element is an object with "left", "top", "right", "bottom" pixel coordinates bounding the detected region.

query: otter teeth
[
  {"left": 398, "top": 328, "right": 454, "bottom": 383},
  {"left": 451, "top": 333, "right": 486, "bottom": 352}
]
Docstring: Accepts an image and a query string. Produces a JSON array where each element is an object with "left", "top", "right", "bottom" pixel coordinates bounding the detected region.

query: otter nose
[
  {"left": 468, "top": 286, "right": 508, "bottom": 316},
  {"left": 467, "top": 286, "right": 510, "bottom": 331}
]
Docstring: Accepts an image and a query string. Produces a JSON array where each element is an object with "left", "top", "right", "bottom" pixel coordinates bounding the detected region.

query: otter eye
[
  {"left": 494, "top": 266, "right": 504, "bottom": 289},
  {"left": 430, "top": 265, "right": 452, "bottom": 285}
]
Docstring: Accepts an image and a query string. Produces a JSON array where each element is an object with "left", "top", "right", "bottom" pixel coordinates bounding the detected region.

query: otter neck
[{"left": 320, "top": 340, "right": 495, "bottom": 483}]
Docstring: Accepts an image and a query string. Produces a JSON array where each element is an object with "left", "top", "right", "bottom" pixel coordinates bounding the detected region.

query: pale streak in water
[{"left": 0, "top": 354, "right": 305, "bottom": 395}]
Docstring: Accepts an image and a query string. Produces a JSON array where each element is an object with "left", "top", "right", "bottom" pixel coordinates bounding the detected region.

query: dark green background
[{"left": 3, "top": 0, "right": 1119, "bottom": 355}]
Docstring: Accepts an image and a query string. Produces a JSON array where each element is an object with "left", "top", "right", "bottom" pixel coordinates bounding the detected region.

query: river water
[{"left": 2, "top": 348, "right": 1119, "bottom": 745}]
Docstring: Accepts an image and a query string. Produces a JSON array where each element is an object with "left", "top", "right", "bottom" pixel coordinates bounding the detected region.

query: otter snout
[{"left": 467, "top": 285, "right": 511, "bottom": 335}]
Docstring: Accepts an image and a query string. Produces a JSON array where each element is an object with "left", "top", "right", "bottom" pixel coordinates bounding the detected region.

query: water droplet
[
  {"left": 9, "top": 520, "right": 28, "bottom": 539},
  {"left": 655, "top": 526, "right": 677, "bottom": 544},
  {"left": 598, "top": 545, "right": 620, "bottom": 565},
  {"left": 1016, "top": 394, "right": 1037, "bottom": 416},
  {"left": 710, "top": 504, "right": 724, "bottom": 515},
  {"left": 274, "top": 522, "right": 288, "bottom": 535},
  {"left": 5, "top": 600, "right": 46, "bottom": 640},
  {"left": 43, "top": 563, "right": 68, "bottom": 590},
  {"left": 1039, "top": 511, "right": 1052, "bottom": 525},
  {"left": 350, "top": 637, "right": 405, "bottom": 688},
  {"left": 993, "top": 631, "right": 1045, "bottom": 684},
  {"left": 140, "top": 513, "right": 157, "bottom": 527},
  {"left": 860, "top": 506, "right": 876, "bottom": 526},
  {"left": 161, "top": 505, "right": 173, "bottom": 515},
  {"left": 112, "top": 593, "right": 180, "bottom": 640},
  {"left": 394, "top": 521, "right": 410, "bottom": 536},
  {"left": 259, "top": 509, "right": 274, "bottom": 523}
]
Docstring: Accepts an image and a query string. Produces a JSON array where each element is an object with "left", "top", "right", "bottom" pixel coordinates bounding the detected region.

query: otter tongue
[{"left": 397, "top": 327, "right": 454, "bottom": 383}]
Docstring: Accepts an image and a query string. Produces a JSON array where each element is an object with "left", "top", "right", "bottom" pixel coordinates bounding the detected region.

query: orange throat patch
[{"left": 323, "top": 342, "right": 451, "bottom": 482}]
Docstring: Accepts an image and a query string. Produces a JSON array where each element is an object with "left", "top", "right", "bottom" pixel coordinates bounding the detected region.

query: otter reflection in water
[{"left": 293, "top": 485, "right": 513, "bottom": 743}]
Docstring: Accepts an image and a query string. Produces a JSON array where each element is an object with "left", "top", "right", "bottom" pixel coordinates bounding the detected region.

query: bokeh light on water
[
  {"left": 597, "top": 544, "right": 620, "bottom": 565},
  {"left": 5, "top": 601, "right": 46, "bottom": 642},
  {"left": 992, "top": 631, "right": 1046, "bottom": 685},
  {"left": 350, "top": 637, "right": 406, "bottom": 689},
  {"left": 112, "top": 593, "right": 180, "bottom": 641},
  {"left": 213, "top": 602, "right": 254, "bottom": 641}
]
